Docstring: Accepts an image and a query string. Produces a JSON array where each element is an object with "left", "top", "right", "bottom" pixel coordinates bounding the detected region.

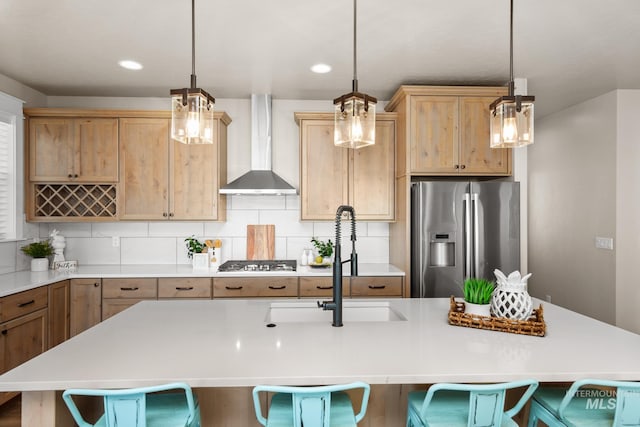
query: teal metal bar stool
[
  {"left": 62, "top": 382, "right": 200, "bottom": 427},
  {"left": 528, "top": 378, "right": 640, "bottom": 426},
  {"left": 252, "top": 381, "right": 370, "bottom": 427},
  {"left": 406, "top": 379, "right": 538, "bottom": 427}
]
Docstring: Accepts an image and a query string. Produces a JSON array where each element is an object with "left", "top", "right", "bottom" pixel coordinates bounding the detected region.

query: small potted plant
[
  {"left": 311, "top": 237, "right": 334, "bottom": 264},
  {"left": 21, "top": 240, "right": 54, "bottom": 271},
  {"left": 463, "top": 278, "right": 495, "bottom": 317},
  {"left": 184, "top": 236, "right": 208, "bottom": 269}
]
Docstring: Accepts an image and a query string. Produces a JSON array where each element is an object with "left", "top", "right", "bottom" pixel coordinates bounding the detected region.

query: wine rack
[{"left": 33, "top": 184, "right": 117, "bottom": 220}]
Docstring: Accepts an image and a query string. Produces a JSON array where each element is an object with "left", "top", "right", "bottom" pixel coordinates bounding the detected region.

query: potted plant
[
  {"left": 184, "top": 236, "right": 208, "bottom": 269},
  {"left": 463, "top": 278, "right": 495, "bottom": 317},
  {"left": 21, "top": 240, "right": 54, "bottom": 271},
  {"left": 311, "top": 237, "right": 334, "bottom": 264}
]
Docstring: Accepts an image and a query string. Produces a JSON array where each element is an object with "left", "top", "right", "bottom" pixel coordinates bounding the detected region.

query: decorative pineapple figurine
[{"left": 490, "top": 269, "right": 533, "bottom": 320}]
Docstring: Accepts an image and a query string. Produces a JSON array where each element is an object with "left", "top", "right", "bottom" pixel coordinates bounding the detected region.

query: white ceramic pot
[
  {"left": 464, "top": 301, "right": 491, "bottom": 317},
  {"left": 31, "top": 258, "right": 49, "bottom": 272}
]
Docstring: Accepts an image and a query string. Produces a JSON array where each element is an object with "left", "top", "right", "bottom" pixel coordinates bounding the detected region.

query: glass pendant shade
[
  {"left": 490, "top": 96, "right": 535, "bottom": 148},
  {"left": 334, "top": 93, "right": 377, "bottom": 149},
  {"left": 170, "top": 88, "right": 215, "bottom": 144}
]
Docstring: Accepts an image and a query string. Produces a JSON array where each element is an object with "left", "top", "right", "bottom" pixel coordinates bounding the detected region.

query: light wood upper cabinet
[
  {"left": 29, "top": 117, "right": 118, "bottom": 182},
  {"left": 119, "top": 113, "right": 229, "bottom": 221},
  {"left": 386, "top": 86, "right": 511, "bottom": 176},
  {"left": 296, "top": 112, "right": 396, "bottom": 221},
  {"left": 119, "top": 117, "right": 170, "bottom": 220}
]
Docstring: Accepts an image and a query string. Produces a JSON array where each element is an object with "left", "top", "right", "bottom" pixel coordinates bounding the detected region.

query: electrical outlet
[
  {"left": 595, "top": 237, "right": 614, "bottom": 250},
  {"left": 112, "top": 236, "right": 120, "bottom": 247}
]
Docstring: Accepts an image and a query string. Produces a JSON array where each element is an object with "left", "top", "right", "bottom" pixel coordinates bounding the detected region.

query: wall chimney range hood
[{"left": 219, "top": 94, "right": 297, "bottom": 195}]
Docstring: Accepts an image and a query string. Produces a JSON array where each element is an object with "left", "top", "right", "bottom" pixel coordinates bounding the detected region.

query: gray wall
[{"left": 529, "top": 92, "right": 617, "bottom": 325}]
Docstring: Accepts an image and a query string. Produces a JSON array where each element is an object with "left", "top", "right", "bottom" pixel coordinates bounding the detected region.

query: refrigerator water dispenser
[{"left": 429, "top": 233, "right": 455, "bottom": 267}]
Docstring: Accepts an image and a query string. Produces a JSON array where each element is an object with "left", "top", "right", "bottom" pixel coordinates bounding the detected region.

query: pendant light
[
  {"left": 170, "top": 0, "right": 215, "bottom": 145},
  {"left": 333, "top": 0, "right": 377, "bottom": 149},
  {"left": 490, "top": 0, "right": 535, "bottom": 148}
]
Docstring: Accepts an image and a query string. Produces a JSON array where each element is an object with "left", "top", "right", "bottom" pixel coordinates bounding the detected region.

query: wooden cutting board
[{"left": 246, "top": 224, "right": 275, "bottom": 260}]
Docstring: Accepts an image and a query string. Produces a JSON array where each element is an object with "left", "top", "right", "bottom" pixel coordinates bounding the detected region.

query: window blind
[{"left": 0, "top": 115, "right": 15, "bottom": 240}]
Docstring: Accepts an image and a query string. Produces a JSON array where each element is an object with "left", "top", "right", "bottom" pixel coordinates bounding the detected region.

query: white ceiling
[{"left": 1, "top": 0, "right": 640, "bottom": 117}]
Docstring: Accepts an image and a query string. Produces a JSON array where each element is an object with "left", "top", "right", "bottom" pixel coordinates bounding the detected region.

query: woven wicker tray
[{"left": 448, "top": 296, "right": 546, "bottom": 337}]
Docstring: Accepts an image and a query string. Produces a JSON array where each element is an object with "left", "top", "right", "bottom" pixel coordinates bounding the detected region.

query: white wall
[
  {"left": 615, "top": 90, "right": 640, "bottom": 332},
  {"left": 529, "top": 91, "right": 617, "bottom": 325},
  {"left": 28, "top": 96, "right": 390, "bottom": 266}
]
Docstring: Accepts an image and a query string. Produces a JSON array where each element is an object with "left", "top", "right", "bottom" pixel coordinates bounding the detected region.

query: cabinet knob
[
  {"left": 454, "top": 165, "right": 459, "bottom": 169},
  {"left": 169, "top": 213, "right": 174, "bottom": 217},
  {"left": 94, "top": 282, "right": 100, "bottom": 287},
  {"left": 163, "top": 212, "right": 168, "bottom": 217},
  {"left": 74, "top": 174, "right": 79, "bottom": 178},
  {"left": 68, "top": 174, "right": 73, "bottom": 178},
  {"left": 1, "top": 330, "right": 6, "bottom": 335},
  {"left": 460, "top": 165, "right": 466, "bottom": 170}
]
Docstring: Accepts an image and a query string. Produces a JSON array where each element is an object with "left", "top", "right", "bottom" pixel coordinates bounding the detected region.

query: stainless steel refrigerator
[{"left": 411, "top": 180, "right": 520, "bottom": 298}]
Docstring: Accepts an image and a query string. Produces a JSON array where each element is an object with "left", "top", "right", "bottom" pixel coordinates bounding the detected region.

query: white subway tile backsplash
[
  {"left": 0, "top": 241, "right": 17, "bottom": 274},
  {"left": 121, "top": 237, "right": 176, "bottom": 264},
  {"left": 230, "top": 237, "right": 246, "bottom": 260},
  {"left": 205, "top": 210, "right": 260, "bottom": 236},
  {"left": 231, "top": 195, "right": 286, "bottom": 210},
  {"left": 45, "top": 223, "right": 92, "bottom": 238},
  {"left": 149, "top": 222, "right": 204, "bottom": 238},
  {"left": 367, "top": 222, "right": 390, "bottom": 237},
  {"left": 259, "top": 210, "right": 313, "bottom": 237},
  {"left": 65, "top": 238, "right": 121, "bottom": 265},
  {"left": 274, "top": 237, "right": 287, "bottom": 259},
  {"left": 285, "top": 195, "right": 300, "bottom": 210},
  {"left": 92, "top": 222, "right": 149, "bottom": 237}
]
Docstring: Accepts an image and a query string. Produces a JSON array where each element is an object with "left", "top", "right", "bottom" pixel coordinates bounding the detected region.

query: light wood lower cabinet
[
  {"left": 102, "top": 278, "right": 157, "bottom": 320},
  {"left": 158, "top": 278, "right": 212, "bottom": 299},
  {"left": 0, "top": 286, "right": 49, "bottom": 405},
  {"left": 299, "top": 277, "right": 350, "bottom": 298},
  {"left": 70, "top": 279, "right": 102, "bottom": 337},
  {"left": 350, "top": 276, "right": 404, "bottom": 297},
  {"left": 213, "top": 277, "right": 298, "bottom": 298},
  {"left": 48, "top": 280, "right": 69, "bottom": 348}
]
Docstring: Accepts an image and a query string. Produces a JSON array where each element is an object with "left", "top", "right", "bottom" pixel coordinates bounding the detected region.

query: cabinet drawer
[
  {"left": 299, "top": 277, "right": 349, "bottom": 298},
  {"left": 350, "top": 277, "right": 403, "bottom": 297},
  {"left": 102, "top": 278, "right": 157, "bottom": 299},
  {"left": 102, "top": 298, "right": 146, "bottom": 320},
  {"left": 158, "top": 278, "right": 212, "bottom": 298},
  {"left": 214, "top": 277, "right": 298, "bottom": 298},
  {"left": 0, "top": 286, "right": 48, "bottom": 323}
]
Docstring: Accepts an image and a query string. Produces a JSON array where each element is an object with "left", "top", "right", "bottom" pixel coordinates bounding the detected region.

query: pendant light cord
[
  {"left": 352, "top": 0, "right": 358, "bottom": 93},
  {"left": 508, "top": 0, "right": 514, "bottom": 96},
  {"left": 190, "top": 0, "right": 197, "bottom": 88}
]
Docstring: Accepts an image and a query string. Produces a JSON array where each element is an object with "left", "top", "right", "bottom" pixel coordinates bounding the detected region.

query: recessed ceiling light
[
  {"left": 311, "top": 63, "right": 332, "bottom": 74},
  {"left": 118, "top": 60, "right": 143, "bottom": 70}
]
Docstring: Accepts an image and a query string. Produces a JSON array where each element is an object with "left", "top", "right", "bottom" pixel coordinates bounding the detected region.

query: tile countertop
[
  {"left": 2, "top": 297, "right": 640, "bottom": 392},
  {"left": 0, "top": 263, "right": 405, "bottom": 298}
]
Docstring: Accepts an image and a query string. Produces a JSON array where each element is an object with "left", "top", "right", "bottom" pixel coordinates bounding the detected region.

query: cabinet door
[
  {"left": 70, "top": 279, "right": 102, "bottom": 337},
  {"left": 75, "top": 118, "right": 119, "bottom": 181},
  {"left": 119, "top": 118, "right": 170, "bottom": 220},
  {"left": 409, "top": 96, "right": 459, "bottom": 173},
  {"left": 158, "top": 278, "right": 212, "bottom": 298},
  {"left": 351, "top": 119, "right": 395, "bottom": 220},
  {"left": 300, "top": 119, "right": 349, "bottom": 220},
  {"left": 48, "top": 280, "right": 69, "bottom": 348},
  {"left": 299, "top": 277, "right": 349, "bottom": 298},
  {"left": 459, "top": 97, "right": 511, "bottom": 175},
  {"left": 29, "top": 118, "right": 74, "bottom": 181},
  {"left": 1, "top": 308, "right": 48, "bottom": 374},
  {"left": 170, "top": 138, "right": 220, "bottom": 220}
]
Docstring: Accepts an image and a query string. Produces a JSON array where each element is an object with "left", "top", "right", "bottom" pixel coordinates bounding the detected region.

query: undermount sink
[{"left": 265, "top": 301, "right": 407, "bottom": 323}]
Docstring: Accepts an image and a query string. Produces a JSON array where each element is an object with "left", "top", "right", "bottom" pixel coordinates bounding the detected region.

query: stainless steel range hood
[{"left": 219, "top": 94, "right": 297, "bottom": 195}]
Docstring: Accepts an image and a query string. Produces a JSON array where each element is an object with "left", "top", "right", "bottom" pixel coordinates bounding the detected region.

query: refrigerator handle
[
  {"left": 472, "top": 193, "right": 480, "bottom": 279},
  {"left": 463, "top": 193, "right": 472, "bottom": 280}
]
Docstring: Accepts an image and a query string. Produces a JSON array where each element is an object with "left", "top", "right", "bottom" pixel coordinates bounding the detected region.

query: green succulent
[
  {"left": 463, "top": 278, "right": 495, "bottom": 305},
  {"left": 20, "top": 240, "right": 54, "bottom": 258}
]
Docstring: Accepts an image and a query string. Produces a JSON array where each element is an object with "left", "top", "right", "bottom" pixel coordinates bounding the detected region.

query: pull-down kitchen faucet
[{"left": 318, "top": 205, "right": 358, "bottom": 327}]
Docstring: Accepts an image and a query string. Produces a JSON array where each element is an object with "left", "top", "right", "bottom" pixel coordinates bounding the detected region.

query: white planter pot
[
  {"left": 464, "top": 301, "right": 491, "bottom": 317},
  {"left": 31, "top": 258, "right": 49, "bottom": 272}
]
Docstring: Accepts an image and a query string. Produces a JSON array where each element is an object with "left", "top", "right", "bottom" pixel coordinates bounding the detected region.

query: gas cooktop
[{"left": 217, "top": 260, "right": 297, "bottom": 273}]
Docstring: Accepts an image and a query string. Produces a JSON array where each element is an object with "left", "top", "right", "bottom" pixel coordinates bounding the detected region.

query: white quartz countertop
[
  {"left": 0, "top": 263, "right": 404, "bottom": 297},
  {"left": 2, "top": 297, "right": 640, "bottom": 391}
]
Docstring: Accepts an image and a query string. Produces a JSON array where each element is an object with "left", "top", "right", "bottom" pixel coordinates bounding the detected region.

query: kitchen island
[{"left": 2, "top": 297, "right": 640, "bottom": 426}]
